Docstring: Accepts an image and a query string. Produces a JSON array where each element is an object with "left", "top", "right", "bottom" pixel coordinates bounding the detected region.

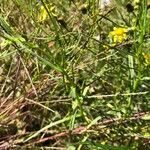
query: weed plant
[{"left": 0, "top": 0, "right": 150, "bottom": 149}]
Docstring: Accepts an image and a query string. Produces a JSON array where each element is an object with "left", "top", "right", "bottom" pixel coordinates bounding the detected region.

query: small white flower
[
  {"left": 95, "top": 35, "right": 101, "bottom": 41},
  {"left": 99, "top": 0, "right": 112, "bottom": 9}
]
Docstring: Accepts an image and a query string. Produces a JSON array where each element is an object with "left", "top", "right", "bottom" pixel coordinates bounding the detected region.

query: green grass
[{"left": 0, "top": 0, "right": 150, "bottom": 149}]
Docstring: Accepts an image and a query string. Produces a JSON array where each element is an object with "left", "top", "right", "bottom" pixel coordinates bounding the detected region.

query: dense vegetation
[{"left": 0, "top": 0, "right": 150, "bottom": 149}]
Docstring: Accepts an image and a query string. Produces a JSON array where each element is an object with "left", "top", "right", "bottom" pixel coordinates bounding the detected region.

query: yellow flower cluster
[
  {"left": 38, "top": 4, "right": 57, "bottom": 22},
  {"left": 109, "top": 27, "right": 128, "bottom": 44},
  {"left": 133, "top": 0, "right": 140, "bottom": 11},
  {"left": 144, "top": 53, "right": 150, "bottom": 66}
]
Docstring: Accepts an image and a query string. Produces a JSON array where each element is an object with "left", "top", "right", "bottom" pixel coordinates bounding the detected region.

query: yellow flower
[
  {"left": 134, "top": 1, "right": 140, "bottom": 9},
  {"left": 133, "top": 0, "right": 140, "bottom": 5},
  {"left": 38, "top": 4, "right": 57, "bottom": 22},
  {"left": 103, "top": 44, "right": 109, "bottom": 50},
  {"left": 109, "top": 27, "right": 128, "bottom": 44},
  {"left": 144, "top": 53, "right": 150, "bottom": 66}
]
